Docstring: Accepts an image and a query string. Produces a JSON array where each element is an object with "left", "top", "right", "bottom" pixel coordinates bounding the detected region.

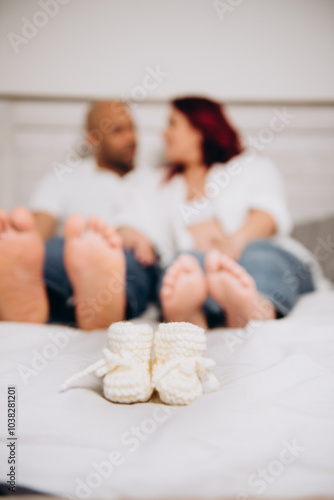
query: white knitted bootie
[
  {"left": 61, "top": 322, "right": 154, "bottom": 404},
  {"left": 152, "top": 322, "right": 219, "bottom": 405}
]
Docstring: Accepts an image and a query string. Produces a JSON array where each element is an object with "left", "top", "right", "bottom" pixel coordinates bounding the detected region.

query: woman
[{"left": 152, "top": 96, "right": 328, "bottom": 329}]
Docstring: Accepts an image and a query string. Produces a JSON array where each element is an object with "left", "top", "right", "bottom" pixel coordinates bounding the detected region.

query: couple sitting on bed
[{"left": 0, "top": 97, "right": 320, "bottom": 331}]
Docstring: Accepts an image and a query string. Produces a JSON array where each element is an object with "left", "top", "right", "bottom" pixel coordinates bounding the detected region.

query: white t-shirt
[
  {"left": 29, "top": 153, "right": 330, "bottom": 290},
  {"left": 29, "top": 157, "right": 130, "bottom": 233},
  {"left": 164, "top": 153, "right": 293, "bottom": 253},
  {"left": 123, "top": 153, "right": 293, "bottom": 263},
  {"left": 116, "top": 153, "right": 330, "bottom": 290}
]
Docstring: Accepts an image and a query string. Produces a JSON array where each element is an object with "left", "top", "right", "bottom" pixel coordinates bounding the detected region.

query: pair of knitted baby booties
[{"left": 61, "top": 321, "right": 219, "bottom": 406}]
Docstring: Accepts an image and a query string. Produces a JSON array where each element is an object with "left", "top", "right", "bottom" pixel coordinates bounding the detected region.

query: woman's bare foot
[
  {"left": 205, "top": 250, "right": 276, "bottom": 328},
  {"left": 64, "top": 215, "right": 126, "bottom": 331},
  {"left": 160, "top": 254, "right": 208, "bottom": 328},
  {"left": 0, "top": 207, "right": 48, "bottom": 323}
]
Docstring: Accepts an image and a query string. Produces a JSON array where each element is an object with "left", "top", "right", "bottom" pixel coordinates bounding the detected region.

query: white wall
[
  {"left": 1, "top": 98, "right": 334, "bottom": 225},
  {"left": 0, "top": 0, "right": 334, "bottom": 102},
  {"left": 1, "top": 1, "right": 333, "bottom": 224}
]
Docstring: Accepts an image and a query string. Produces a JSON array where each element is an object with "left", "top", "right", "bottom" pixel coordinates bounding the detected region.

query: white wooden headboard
[{"left": 0, "top": 98, "right": 333, "bottom": 224}]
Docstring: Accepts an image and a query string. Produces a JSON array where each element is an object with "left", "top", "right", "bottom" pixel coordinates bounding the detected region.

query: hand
[
  {"left": 219, "top": 233, "right": 246, "bottom": 260},
  {"left": 188, "top": 219, "right": 246, "bottom": 260},
  {"left": 117, "top": 226, "right": 157, "bottom": 266},
  {"left": 188, "top": 219, "right": 228, "bottom": 253}
]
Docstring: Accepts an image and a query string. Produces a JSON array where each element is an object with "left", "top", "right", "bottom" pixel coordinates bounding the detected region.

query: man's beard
[
  {"left": 111, "top": 159, "right": 134, "bottom": 176},
  {"left": 100, "top": 153, "right": 135, "bottom": 176}
]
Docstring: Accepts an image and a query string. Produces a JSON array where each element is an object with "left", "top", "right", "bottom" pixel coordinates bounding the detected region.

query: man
[
  {"left": 0, "top": 101, "right": 158, "bottom": 330},
  {"left": 31, "top": 100, "right": 153, "bottom": 257}
]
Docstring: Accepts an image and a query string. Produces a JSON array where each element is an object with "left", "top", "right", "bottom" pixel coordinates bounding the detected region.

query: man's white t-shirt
[{"left": 29, "top": 157, "right": 128, "bottom": 233}]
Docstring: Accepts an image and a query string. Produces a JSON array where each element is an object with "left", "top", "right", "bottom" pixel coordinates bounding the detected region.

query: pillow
[{"left": 291, "top": 216, "right": 334, "bottom": 283}]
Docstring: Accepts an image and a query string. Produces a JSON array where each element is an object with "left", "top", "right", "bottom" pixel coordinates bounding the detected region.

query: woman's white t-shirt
[{"left": 120, "top": 153, "right": 330, "bottom": 290}]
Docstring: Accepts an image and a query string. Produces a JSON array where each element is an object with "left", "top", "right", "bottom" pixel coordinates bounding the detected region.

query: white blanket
[{"left": 1, "top": 290, "right": 334, "bottom": 499}]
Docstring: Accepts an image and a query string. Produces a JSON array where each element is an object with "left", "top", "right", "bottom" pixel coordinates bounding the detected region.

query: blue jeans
[
  {"left": 44, "top": 238, "right": 159, "bottom": 326},
  {"left": 158, "top": 239, "right": 315, "bottom": 327}
]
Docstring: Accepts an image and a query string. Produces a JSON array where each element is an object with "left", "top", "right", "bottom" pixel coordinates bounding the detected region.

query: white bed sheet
[{"left": 0, "top": 290, "right": 334, "bottom": 499}]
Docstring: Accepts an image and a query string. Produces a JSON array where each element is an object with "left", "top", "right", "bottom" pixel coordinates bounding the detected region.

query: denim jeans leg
[
  {"left": 44, "top": 237, "right": 76, "bottom": 325},
  {"left": 125, "top": 250, "right": 159, "bottom": 319},
  {"left": 238, "top": 239, "right": 315, "bottom": 317}
]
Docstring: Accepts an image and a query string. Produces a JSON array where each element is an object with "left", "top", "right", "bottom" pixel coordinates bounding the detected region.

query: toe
[
  {"left": 86, "top": 215, "right": 100, "bottom": 232},
  {"left": 107, "top": 230, "right": 122, "bottom": 248},
  {"left": 240, "top": 270, "right": 255, "bottom": 288},
  {"left": 85, "top": 216, "right": 122, "bottom": 248},
  {"left": 218, "top": 255, "right": 255, "bottom": 288},
  {"left": 10, "top": 207, "right": 35, "bottom": 232},
  {"left": 161, "top": 260, "right": 183, "bottom": 289},
  {"left": 162, "top": 273, "right": 175, "bottom": 287},
  {"left": 160, "top": 283, "right": 173, "bottom": 300},
  {"left": 217, "top": 253, "right": 241, "bottom": 273},
  {"left": 165, "top": 259, "right": 182, "bottom": 279},
  {"left": 95, "top": 218, "right": 107, "bottom": 234},
  {"left": 101, "top": 224, "right": 122, "bottom": 247},
  {"left": 178, "top": 254, "right": 201, "bottom": 272},
  {"left": 205, "top": 250, "right": 221, "bottom": 273},
  {"left": 64, "top": 214, "right": 85, "bottom": 238},
  {"left": 101, "top": 223, "right": 113, "bottom": 239},
  {"left": 162, "top": 266, "right": 177, "bottom": 286},
  {"left": 206, "top": 250, "right": 245, "bottom": 279},
  {"left": 0, "top": 210, "right": 9, "bottom": 233},
  {"left": 223, "top": 258, "right": 244, "bottom": 278},
  {"left": 224, "top": 257, "right": 254, "bottom": 284}
]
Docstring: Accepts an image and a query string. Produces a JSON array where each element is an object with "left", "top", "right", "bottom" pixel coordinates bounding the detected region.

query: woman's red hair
[{"left": 167, "top": 96, "right": 243, "bottom": 179}]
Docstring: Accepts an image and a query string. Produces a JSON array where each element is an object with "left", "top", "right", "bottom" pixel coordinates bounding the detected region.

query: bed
[
  {"left": 0, "top": 99, "right": 333, "bottom": 499},
  {"left": 0, "top": 288, "right": 334, "bottom": 499}
]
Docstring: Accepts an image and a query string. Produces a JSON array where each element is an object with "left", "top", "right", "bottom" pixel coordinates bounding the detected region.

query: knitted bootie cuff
[
  {"left": 61, "top": 322, "right": 154, "bottom": 403},
  {"left": 152, "top": 322, "right": 219, "bottom": 405}
]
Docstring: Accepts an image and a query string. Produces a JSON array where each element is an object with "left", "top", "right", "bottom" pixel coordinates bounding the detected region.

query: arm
[
  {"left": 29, "top": 172, "right": 64, "bottom": 239},
  {"left": 32, "top": 212, "right": 57, "bottom": 240},
  {"left": 235, "top": 209, "right": 276, "bottom": 242},
  {"left": 220, "top": 209, "right": 276, "bottom": 259},
  {"left": 189, "top": 210, "right": 276, "bottom": 258},
  {"left": 117, "top": 226, "right": 157, "bottom": 266},
  {"left": 216, "top": 157, "right": 291, "bottom": 259}
]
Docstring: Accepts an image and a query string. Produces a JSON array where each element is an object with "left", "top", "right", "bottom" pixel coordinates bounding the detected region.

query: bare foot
[
  {"left": 0, "top": 207, "right": 48, "bottom": 323},
  {"left": 205, "top": 250, "right": 276, "bottom": 328},
  {"left": 160, "top": 254, "right": 208, "bottom": 328},
  {"left": 64, "top": 215, "right": 126, "bottom": 331}
]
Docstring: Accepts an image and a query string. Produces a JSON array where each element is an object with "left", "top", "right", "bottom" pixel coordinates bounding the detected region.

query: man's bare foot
[
  {"left": 205, "top": 250, "right": 276, "bottom": 328},
  {"left": 0, "top": 207, "right": 48, "bottom": 323},
  {"left": 64, "top": 215, "right": 126, "bottom": 330},
  {"left": 160, "top": 254, "right": 208, "bottom": 328}
]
